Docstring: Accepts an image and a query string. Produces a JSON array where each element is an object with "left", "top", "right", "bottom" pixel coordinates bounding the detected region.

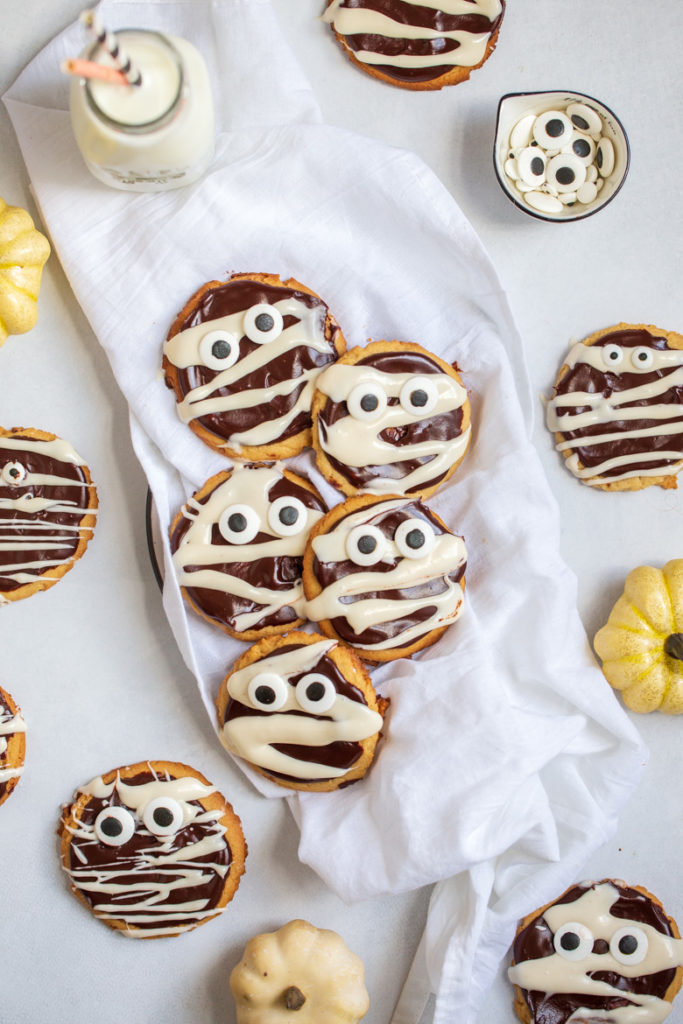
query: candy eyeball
[
  {"left": 346, "top": 523, "right": 387, "bottom": 566},
  {"left": 142, "top": 797, "right": 184, "bottom": 837},
  {"left": 399, "top": 376, "right": 439, "bottom": 416},
  {"left": 546, "top": 153, "right": 587, "bottom": 194},
  {"left": 517, "top": 146, "right": 547, "bottom": 186},
  {"left": 267, "top": 495, "right": 307, "bottom": 537},
  {"left": 94, "top": 805, "right": 136, "bottom": 847},
  {"left": 533, "top": 110, "right": 573, "bottom": 149},
  {"left": 347, "top": 381, "right": 388, "bottom": 422},
  {"left": 596, "top": 138, "right": 615, "bottom": 177},
  {"left": 199, "top": 330, "right": 240, "bottom": 371},
  {"left": 610, "top": 926, "right": 648, "bottom": 966},
  {"left": 553, "top": 921, "right": 594, "bottom": 961},
  {"left": 394, "top": 518, "right": 436, "bottom": 559},
  {"left": 631, "top": 347, "right": 654, "bottom": 370},
  {"left": 219, "top": 504, "right": 261, "bottom": 544},
  {"left": 1, "top": 461, "right": 27, "bottom": 486},
  {"left": 602, "top": 344, "right": 624, "bottom": 368},
  {"left": 248, "top": 672, "right": 289, "bottom": 711},
  {"left": 566, "top": 102, "right": 603, "bottom": 136},
  {"left": 295, "top": 673, "right": 337, "bottom": 714},
  {"left": 243, "top": 304, "right": 284, "bottom": 344},
  {"left": 564, "top": 132, "right": 596, "bottom": 165}
]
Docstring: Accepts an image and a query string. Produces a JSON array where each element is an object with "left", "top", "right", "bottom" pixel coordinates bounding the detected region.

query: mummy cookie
[
  {"left": 322, "top": 0, "right": 505, "bottom": 91},
  {"left": 169, "top": 464, "right": 327, "bottom": 640},
  {"left": 0, "top": 686, "right": 26, "bottom": 807},
  {"left": 312, "top": 340, "right": 471, "bottom": 500},
  {"left": 162, "top": 273, "right": 346, "bottom": 461},
  {"left": 217, "top": 631, "right": 386, "bottom": 791},
  {"left": 0, "top": 427, "right": 98, "bottom": 602},
  {"left": 303, "top": 493, "right": 467, "bottom": 662},
  {"left": 546, "top": 323, "right": 683, "bottom": 490},
  {"left": 58, "top": 760, "right": 247, "bottom": 939},
  {"left": 509, "top": 879, "right": 683, "bottom": 1024}
]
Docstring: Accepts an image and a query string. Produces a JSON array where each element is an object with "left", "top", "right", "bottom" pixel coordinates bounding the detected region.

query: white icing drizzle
[
  {"left": 546, "top": 342, "right": 683, "bottom": 485},
  {"left": 0, "top": 436, "right": 97, "bottom": 588},
  {"left": 172, "top": 465, "right": 324, "bottom": 633},
  {"left": 0, "top": 707, "right": 26, "bottom": 784},
  {"left": 316, "top": 361, "right": 469, "bottom": 494},
  {"left": 323, "top": 0, "right": 502, "bottom": 71},
  {"left": 220, "top": 639, "right": 383, "bottom": 780},
  {"left": 63, "top": 769, "right": 232, "bottom": 938},
  {"left": 307, "top": 498, "right": 466, "bottom": 650},
  {"left": 508, "top": 882, "right": 683, "bottom": 1024},
  {"left": 163, "top": 296, "right": 336, "bottom": 449}
]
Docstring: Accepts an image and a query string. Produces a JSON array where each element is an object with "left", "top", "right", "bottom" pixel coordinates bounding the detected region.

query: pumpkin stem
[
  {"left": 664, "top": 632, "right": 683, "bottom": 661},
  {"left": 284, "top": 986, "right": 306, "bottom": 1011}
]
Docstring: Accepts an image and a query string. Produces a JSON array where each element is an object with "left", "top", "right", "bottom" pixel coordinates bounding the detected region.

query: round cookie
[
  {"left": 217, "top": 630, "right": 387, "bottom": 792},
  {"left": 322, "top": 0, "right": 505, "bottom": 92},
  {"left": 0, "top": 427, "right": 98, "bottom": 603},
  {"left": 312, "top": 339, "right": 471, "bottom": 500},
  {"left": 545, "top": 323, "right": 683, "bottom": 491},
  {"left": 162, "top": 272, "right": 346, "bottom": 461},
  {"left": 169, "top": 463, "right": 328, "bottom": 640},
  {"left": 58, "top": 760, "right": 247, "bottom": 939},
  {"left": 230, "top": 919, "right": 370, "bottom": 1023},
  {"left": 303, "top": 492, "right": 467, "bottom": 663},
  {"left": 508, "top": 879, "right": 683, "bottom": 1024},
  {"left": 0, "top": 686, "right": 26, "bottom": 807}
]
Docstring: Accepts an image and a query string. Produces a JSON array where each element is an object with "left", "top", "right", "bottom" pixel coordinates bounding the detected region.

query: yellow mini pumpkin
[
  {"left": 229, "top": 919, "right": 370, "bottom": 1024},
  {"left": 0, "top": 196, "right": 51, "bottom": 345},
  {"left": 594, "top": 559, "right": 683, "bottom": 714}
]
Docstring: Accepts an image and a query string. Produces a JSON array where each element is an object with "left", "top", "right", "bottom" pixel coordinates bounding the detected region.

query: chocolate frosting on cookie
[
  {"left": 316, "top": 348, "right": 468, "bottom": 495},
  {"left": 170, "top": 465, "right": 327, "bottom": 635},
  {"left": 323, "top": 0, "right": 505, "bottom": 84},
  {"left": 510, "top": 880, "right": 683, "bottom": 1024},
  {"left": 547, "top": 328, "right": 683, "bottom": 485},
  {"left": 163, "top": 278, "right": 341, "bottom": 451},
  {"left": 0, "top": 433, "right": 95, "bottom": 596}
]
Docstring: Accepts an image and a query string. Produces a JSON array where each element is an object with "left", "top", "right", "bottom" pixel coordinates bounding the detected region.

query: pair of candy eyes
[
  {"left": 602, "top": 345, "right": 656, "bottom": 370},
  {"left": 247, "top": 671, "right": 337, "bottom": 714},
  {"left": 93, "top": 797, "right": 185, "bottom": 847},
  {"left": 1, "top": 461, "right": 27, "bottom": 486},
  {"left": 346, "top": 517, "right": 435, "bottom": 566},
  {"left": 553, "top": 921, "right": 648, "bottom": 966},
  {"left": 219, "top": 496, "right": 309, "bottom": 544},
  {"left": 347, "top": 376, "right": 440, "bottom": 423},
  {"left": 199, "top": 304, "right": 284, "bottom": 371}
]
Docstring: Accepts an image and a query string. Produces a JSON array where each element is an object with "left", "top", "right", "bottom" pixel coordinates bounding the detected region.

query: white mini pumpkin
[
  {"left": 0, "top": 196, "right": 51, "bottom": 345},
  {"left": 229, "top": 919, "right": 370, "bottom": 1024}
]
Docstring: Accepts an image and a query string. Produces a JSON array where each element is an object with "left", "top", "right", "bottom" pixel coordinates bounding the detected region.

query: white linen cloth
[{"left": 4, "top": 3, "right": 646, "bottom": 1021}]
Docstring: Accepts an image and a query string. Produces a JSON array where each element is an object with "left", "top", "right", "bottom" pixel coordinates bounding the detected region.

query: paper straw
[
  {"left": 60, "top": 58, "right": 131, "bottom": 86},
  {"left": 80, "top": 9, "right": 142, "bottom": 86}
]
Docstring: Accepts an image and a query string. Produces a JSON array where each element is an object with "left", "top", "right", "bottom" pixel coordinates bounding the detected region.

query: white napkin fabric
[{"left": 5, "top": 3, "right": 646, "bottom": 1021}]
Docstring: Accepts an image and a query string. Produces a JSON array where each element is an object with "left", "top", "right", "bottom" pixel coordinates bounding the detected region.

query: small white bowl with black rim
[{"left": 493, "top": 90, "right": 630, "bottom": 222}]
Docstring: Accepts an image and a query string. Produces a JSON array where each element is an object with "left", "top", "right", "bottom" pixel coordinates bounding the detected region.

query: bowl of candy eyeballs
[{"left": 493, "top": 90, "right": 630, "bottom": 222}]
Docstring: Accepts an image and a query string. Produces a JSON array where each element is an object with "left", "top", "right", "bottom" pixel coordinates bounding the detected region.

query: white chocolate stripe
[
  {"left": 556, "top": 421, "right": 683, "bottom": 452},
  {"left": 0, "top": 436, "right": 87, "bottom": 465},
  {"left": 0, "top": 765, "right": 23, "bottom": 782},
  {"left": 0, "top": 710, "right": 25, "bottom": 784},
  {"left": 0, "top": 712, "right": 26, "bottom": 734},
  {"left": 565, "top": 451, "right": 683, "bottom": 484},
  {"left": 562, "top": 341, "right": 683, "bottom": 373}
]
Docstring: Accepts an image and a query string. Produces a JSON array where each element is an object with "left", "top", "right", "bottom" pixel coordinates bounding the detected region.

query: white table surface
[{"left": 1, "top": 2, "right": 682, "bottom": 1023}]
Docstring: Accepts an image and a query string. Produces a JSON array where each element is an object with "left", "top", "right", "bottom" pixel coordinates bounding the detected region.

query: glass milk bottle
[{"left": 69, "top": 30, "right": 214, "bottom": 192}]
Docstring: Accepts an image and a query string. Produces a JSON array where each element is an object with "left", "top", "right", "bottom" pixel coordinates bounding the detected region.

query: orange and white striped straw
[
  {"left": 80, "top": 9, "right": 142, "bottom": 86},
  {"left": 60, "top": 58, "right": 130, "bottom": 86}
]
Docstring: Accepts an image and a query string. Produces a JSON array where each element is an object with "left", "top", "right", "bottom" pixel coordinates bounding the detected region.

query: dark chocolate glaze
[
  {"left": 553, "top": 329, "right": 683, "bottom": 481},
  {"left": 65, "top": 770, "right": 232, "bottom": 931},
  {"left": 327, "top": 0, "right": 505, "bottom": 84},
  {"left": 167, "top": 279, "right": 341, "bottom": 447},
  {"left": 512, "top": 880, "right": 678, "bottom": 1024},
  {"left": 0, "top": 436, "right": 93, "bottom": 593},
  {"left": 314, "top": 499, "right": 465, "bottom": 648},
  {"left": 170, "top": 470, "right": 327, "bottom": 633},
  {"left": 223, "top": 641, "right": 369, "bottom": 783},
  {"left": 318, "top": 349, "right": 465, "bottom": 493}
]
